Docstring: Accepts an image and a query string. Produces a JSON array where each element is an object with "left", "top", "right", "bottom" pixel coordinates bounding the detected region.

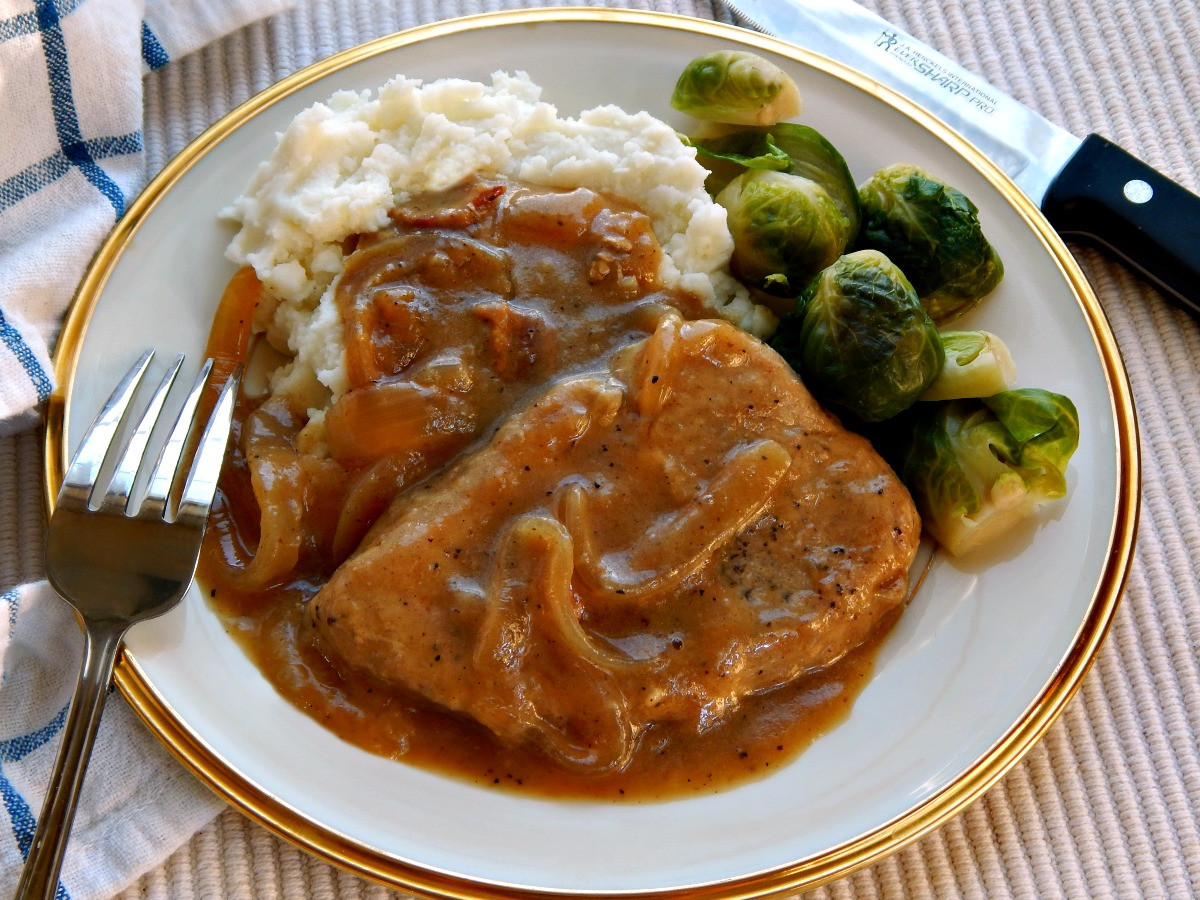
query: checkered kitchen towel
[{"left": 0, "top": 2, "right": 290, "bottom": 897}]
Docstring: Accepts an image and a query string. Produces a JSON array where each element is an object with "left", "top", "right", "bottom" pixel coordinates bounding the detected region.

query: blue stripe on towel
[
  {"left": 2, "top": 589, "right": 19, "bottom": 628},
  {"left": 0, "top": 705, "right": 69, "bottom": 765},
  {"left": 0, "top": 10, "right": 37, "bottom": 42},
  {"left": 1, "top": 705, "right": 72, "bottom": 896},
  {"left": 1, "top": 770, "right": 72, "bottom": 898},
  {"left": 0, "top": 1, "right": 84, "bottom": 43},
  {"left": 0, "top": 307, "right": 53, "bottom": 403},
  {"left": 0, "top": 768, "right": 39, "bottom": 847},
  {"left": 0, "top": 133, "right": 142, "bottom": 213},
  {"left": 0, "top": 155, "right": 71, "bottom": 212},
  {"left": 34, "top": 0, "right": 126, "bottom": 216},
  {"left": 141, "top": 20, "right": 169, "bottom": 70}
]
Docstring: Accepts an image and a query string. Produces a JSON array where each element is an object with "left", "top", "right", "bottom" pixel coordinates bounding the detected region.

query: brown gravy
[
  {"left": 201, "top": 560, "right": 895, "bottom": 797},
  {"left": 199, "top": 178, "right": 913, "bottom": 799}
]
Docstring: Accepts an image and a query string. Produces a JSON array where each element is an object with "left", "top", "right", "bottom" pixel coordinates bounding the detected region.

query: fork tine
[
  {"left": 100, "top": 354, "right": 186, "bottom": 514},
  {"left": 174, "top": 365, "right": 240, "bottom": 525},
  {"left": 141, "top": 359, "right": 214, "bottom": 520},
  {"left": 60, "top": 350, "right": 155, "bottom": 509}
]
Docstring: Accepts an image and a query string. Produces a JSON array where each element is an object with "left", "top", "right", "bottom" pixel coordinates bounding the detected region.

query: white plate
[{"left": 49, "top": 10, "right": 1138, "bottom": 897}]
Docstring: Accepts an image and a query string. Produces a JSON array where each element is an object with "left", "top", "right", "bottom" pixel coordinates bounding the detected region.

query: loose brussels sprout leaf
[
  {"left": 717, "top": 170, "right": 854, "bottom": 292},
  {"left": 770, "top": 249, "right": 944, "bottom": 423},
  {"left": 856, "top": 163, "right": 1004, "bottom": 322},
  {"left": 897, "top": 388, "right": 1080, "bottom": 556},
  {"left": 920, "top": 330, "right": 1017, "bottom": 401},
  {"left": 671, "top": 51, "right": 803, "bottom": 126},
  {"left": 690, "top": 124, "right": 860, "bottom": 230},
  {"left": 690, "top": 130, "right": 792, "bottom": 172},
  {"left": 677, "top": 131, "right": 748, "bottom": 198}
]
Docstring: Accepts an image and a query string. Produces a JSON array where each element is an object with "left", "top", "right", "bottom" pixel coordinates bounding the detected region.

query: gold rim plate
[{"left": 45, "top": 9, "right": 1139, "bottom": 898}]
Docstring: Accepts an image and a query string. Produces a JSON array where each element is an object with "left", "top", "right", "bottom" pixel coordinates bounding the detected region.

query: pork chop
[{"left": 310, "top": 313, "right": 920, "bottom": 771}]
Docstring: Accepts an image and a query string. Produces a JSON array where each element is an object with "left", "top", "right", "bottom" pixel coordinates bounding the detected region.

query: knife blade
[{"left": 720, "top": 0, "right": 1200, "bottom": 318}]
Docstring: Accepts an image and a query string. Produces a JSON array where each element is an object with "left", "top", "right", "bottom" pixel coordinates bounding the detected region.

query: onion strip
[
  {"left": 563, "top": 439, "right": 792, "bottom": 601},
  {"left": 323, "top": 380, "right": 476, "bottom": 468},
  {"left": 330, "top": 454, "right": 419, "bottom": 562},
  {"left": 204, "top": 266, "right": 263, "bottom": 382},
  {"left": 221, "top": 399, "right": 305, "bottom": 589},
  {"left": 475, "top": 514, "right": 638, "bottom": 771}
]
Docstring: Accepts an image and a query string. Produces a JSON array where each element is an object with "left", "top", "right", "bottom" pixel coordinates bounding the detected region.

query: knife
[{"left": 720, "top": 0, "right": 1200, "bottom": 319}]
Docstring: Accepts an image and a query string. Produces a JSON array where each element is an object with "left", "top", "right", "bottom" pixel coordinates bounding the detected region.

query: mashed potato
[{"left": 222, "top": 70, "right": 772, "bottom": 400}]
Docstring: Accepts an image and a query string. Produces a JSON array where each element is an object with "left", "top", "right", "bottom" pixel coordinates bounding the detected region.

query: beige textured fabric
[{"left": 2, "top": 0, "right": 1197, "bottom": 895}]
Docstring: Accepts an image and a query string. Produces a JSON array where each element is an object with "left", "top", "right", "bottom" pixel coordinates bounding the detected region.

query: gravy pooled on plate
[{"left": 200, "top": 179, "right": 920, "bottom": 796}]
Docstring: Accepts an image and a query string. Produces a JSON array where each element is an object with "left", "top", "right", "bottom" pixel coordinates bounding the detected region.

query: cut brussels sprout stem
[
  {"left": 896, "top": 389, "right": 1080, "bottom": 556},
  {"left": 921, "top": 330, "right": 1017, "bottom": 401}
]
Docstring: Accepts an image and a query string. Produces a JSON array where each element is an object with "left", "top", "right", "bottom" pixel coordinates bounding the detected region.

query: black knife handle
[{"left": 1041, "top": 133, "right": 1200, "bottom": 318}]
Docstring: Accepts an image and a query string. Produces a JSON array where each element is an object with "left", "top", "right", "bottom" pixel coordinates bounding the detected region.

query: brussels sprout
[
  {"left": 897, "top": 388, "right": 1080, "bottom": 556},
  {"left": 856, "top": 163, "right": 1004, "bottom": 322},
  {"left": 920, "top": 330, "right": 1017, "bottom": 401},
  {"left": 671, "top": 51, "right": 803, "bottom": 126},
  {"left": 690, "top": 124, "right": 860, "bottom": 230},
  {"left": 771, "top": 249, "right": 944, "bottom": 423},
  {"left": 717, "top": 169, "right": 854, "bottom": 292}
]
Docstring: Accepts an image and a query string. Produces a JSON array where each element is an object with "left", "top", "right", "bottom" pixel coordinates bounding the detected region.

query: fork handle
[{"left": 15, "top": 619, "right": 127, "bottom": 900}]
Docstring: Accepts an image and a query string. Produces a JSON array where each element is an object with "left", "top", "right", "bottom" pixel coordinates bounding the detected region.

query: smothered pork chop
[
  {"left": 312, "top": 312, "right": 918, "bottom": 771},
  {"left": 202, "top": 71, "right": 921, "bottom": 795}
]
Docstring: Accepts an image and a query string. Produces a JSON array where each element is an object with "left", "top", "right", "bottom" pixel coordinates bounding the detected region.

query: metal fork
[{"left": 16, "top": 351, "right": 239, "bottom": 900}]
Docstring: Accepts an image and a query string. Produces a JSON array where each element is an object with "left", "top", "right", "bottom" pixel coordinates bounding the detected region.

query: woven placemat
[{"left": 3, "top": 0, "right": 1197, "bottom": 895}]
